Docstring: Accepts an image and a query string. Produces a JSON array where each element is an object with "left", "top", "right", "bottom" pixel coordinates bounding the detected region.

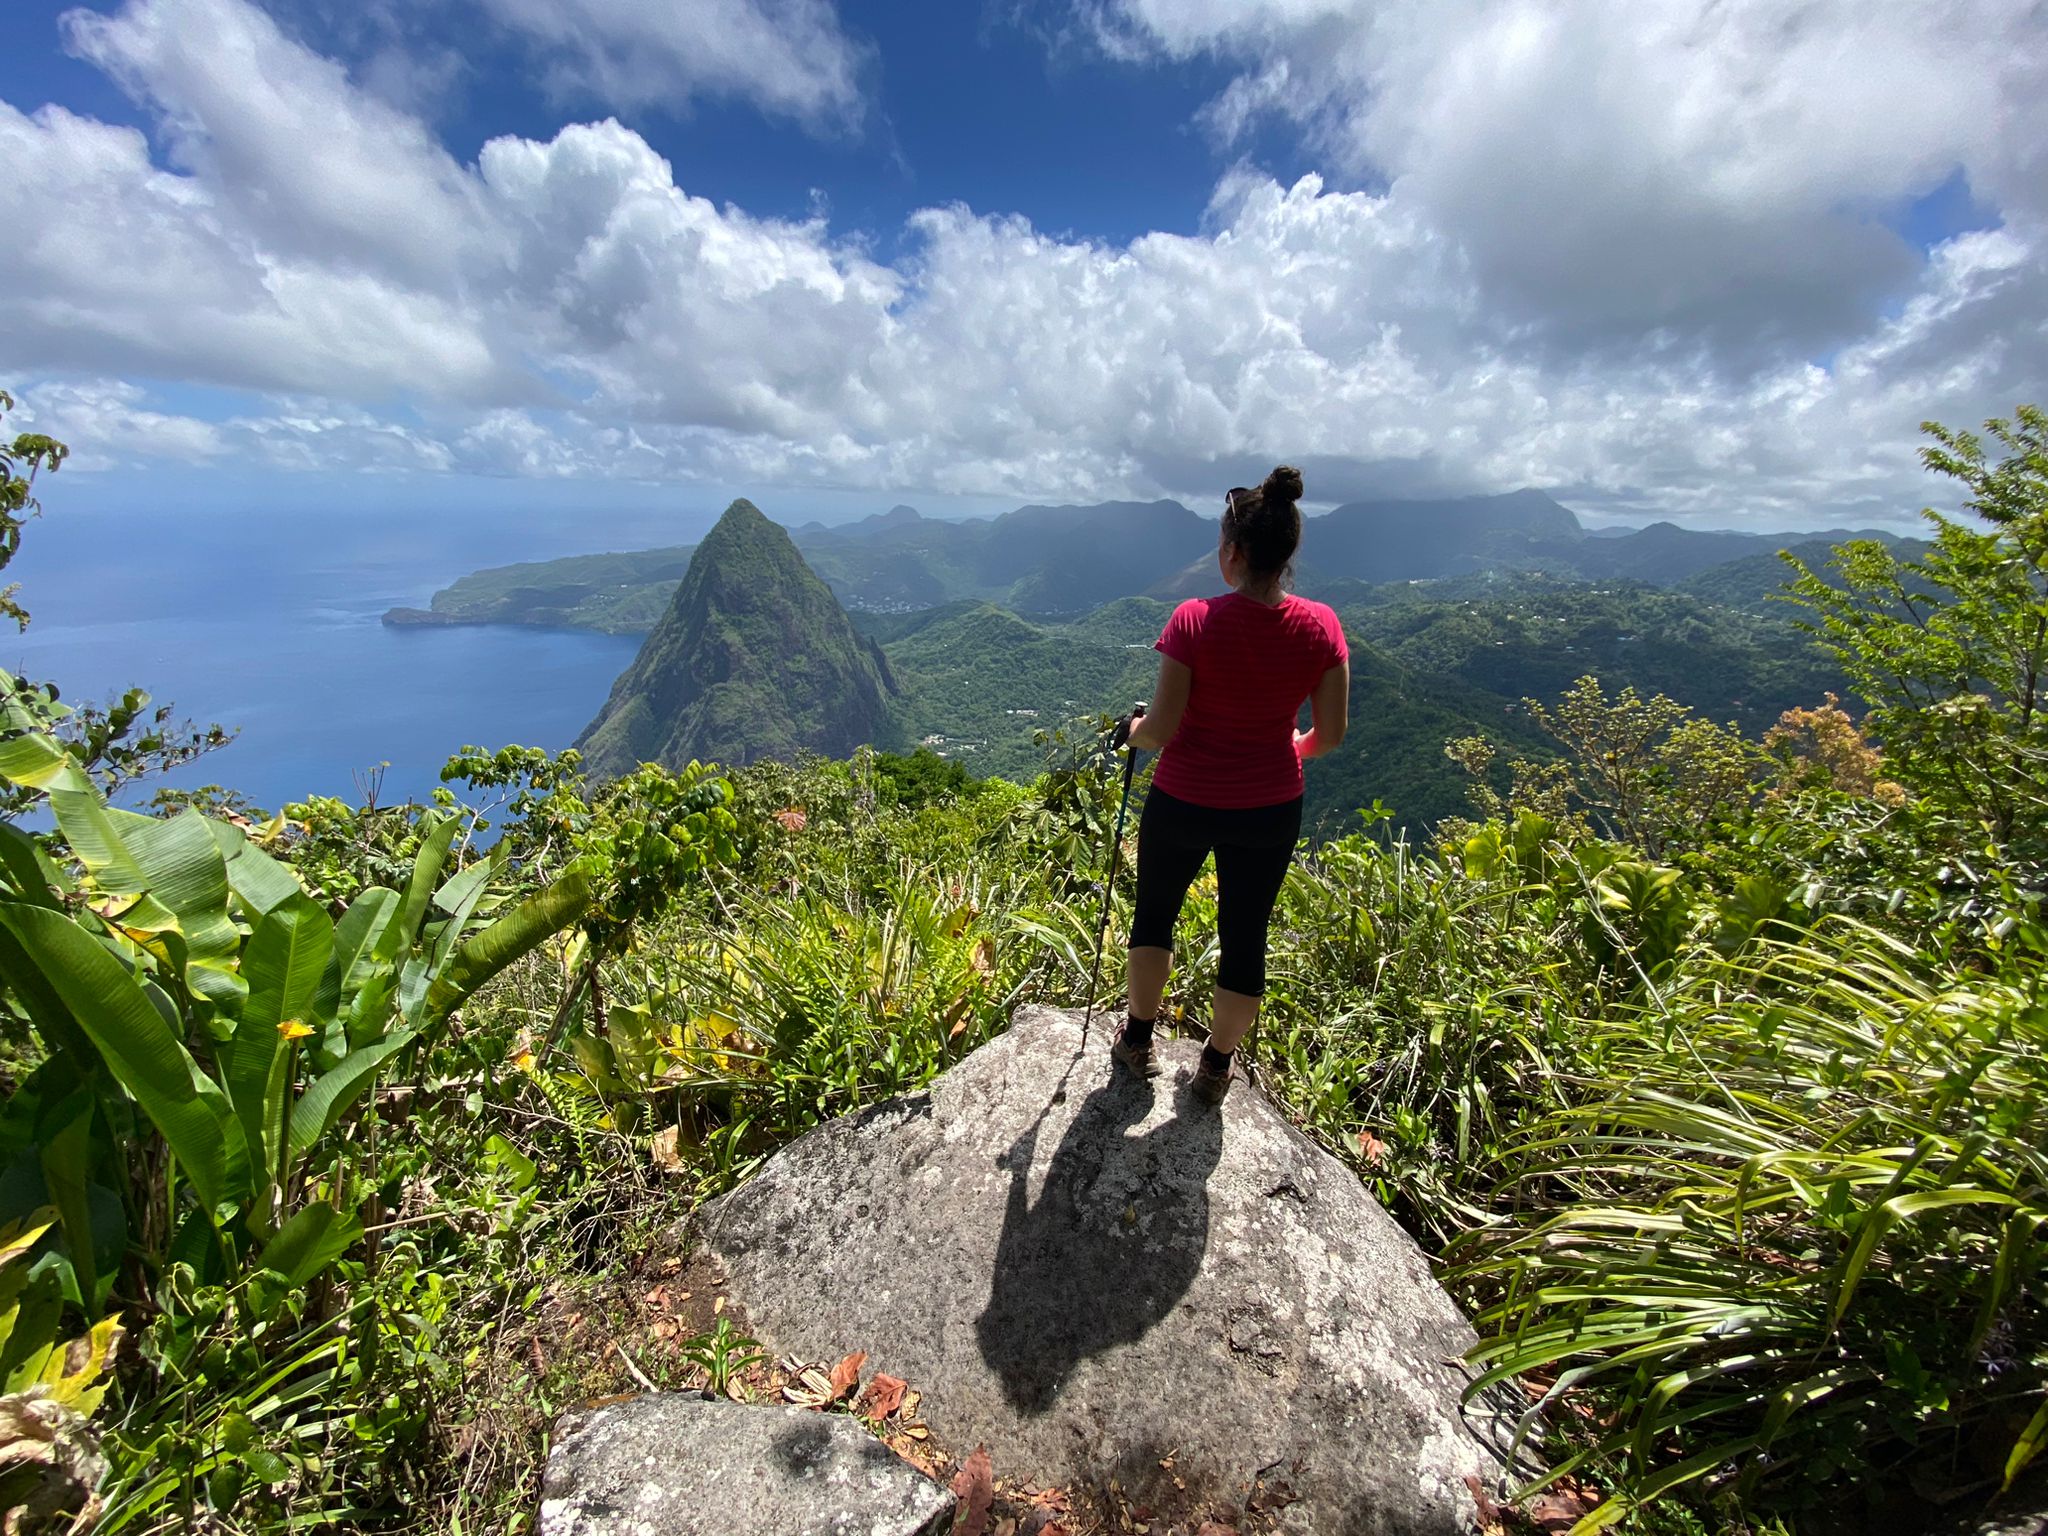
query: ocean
[{"left": 1, "top": 497, "right": 688, "bottom": 813}]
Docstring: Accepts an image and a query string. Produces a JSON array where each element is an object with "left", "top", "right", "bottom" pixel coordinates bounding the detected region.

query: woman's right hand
[{"left": 1112, "top": 704, "right": 1147, "bottom": 750}]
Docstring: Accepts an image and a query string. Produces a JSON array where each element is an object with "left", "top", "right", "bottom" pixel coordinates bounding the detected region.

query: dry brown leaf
[
  {"left": 1527, "top": 1477, "right": 1600, "bottom": 1532},
  {"left": 829, "top": 1350, "right": 867, "bottom": 1400},
  {"left": 950, "top": 1445, "right": 995, "bottom": 1536},
  {"left": 972, "top": 937, "right": 996, "bottom": 975},
  {"left": 1463, "top": 1474, "right": 1500, "bottom": 1524},
  {"left": 1193, "top": 1525, "right": 1239, "bottom": 1536},
  {"left": 862, "top": 1372, "right": 908, "bottom": 1419},
  {"left": 641, "top": 1284, "right": 669, "bottom": 1306},
  {"left": 1357, "top": 1129, "right": 1388, "bottom": 1167},
  {"left": 649, "top": 1125, "right": 685, "bottom": 1174},
  {"left": 943, "top": 994, "right": 974, "bottom": 1040}
]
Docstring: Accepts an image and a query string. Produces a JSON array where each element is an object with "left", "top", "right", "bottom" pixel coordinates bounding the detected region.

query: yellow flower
[
  {"left": 277, "top": 1018, "right": 314, "bottom": 1041},
  {"left": 511, "top": 1047, "right": 537, "bottom": 1074}
]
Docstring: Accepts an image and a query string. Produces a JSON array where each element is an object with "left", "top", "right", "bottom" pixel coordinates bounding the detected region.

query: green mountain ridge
[{"left": 389, "top": 490, "right": 1921, "bottom": 633}]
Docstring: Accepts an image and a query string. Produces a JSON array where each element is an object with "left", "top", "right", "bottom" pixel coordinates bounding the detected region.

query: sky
[{"left": 3, "top": 0, "right": 2045, "bottom": 531}]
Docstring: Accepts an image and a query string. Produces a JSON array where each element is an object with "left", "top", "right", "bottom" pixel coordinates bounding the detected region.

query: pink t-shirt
[{"left": 1151, "top": 592, "right": 1349, "bottom": 809}]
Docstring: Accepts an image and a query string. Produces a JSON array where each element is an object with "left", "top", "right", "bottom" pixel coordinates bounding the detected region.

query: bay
[{"left": 0, "top": 498, "right": 693, "bottom": 812}]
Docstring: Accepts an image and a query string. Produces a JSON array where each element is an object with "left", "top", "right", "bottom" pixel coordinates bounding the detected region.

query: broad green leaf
[
  {"left": 113, "top": 809, "right": 238, "bottom": 965},
  {"left": 288, "top": 1032, "right": 413, "bottom": 1159},
  {"left": 46, "top": 787, "right": 149, "bottom": 894},
  {"left": 431, "top": 847, "right": 500, "bottom": 918},
  {"left": 333, "top": 887, "right": 400, "bottom": 998},
  {"left": 0, "top": 823, "right": 59, "bottom": 906},
  {"left": 483, "top": 1133, "right": 537, "bottom": 1192},
  {"left": 0, "top": 903, "right": 249, "bottom": 1212},
  {"left": 343, "top": 965, "right": 399, "bottom": 1050},
  {"left": 397, "top": 815, "right": 460, "bottom": 951},
  {"left": 35, "top": 1089, "right": 97, "bottom": 1307},
  {"left": 257, "top": 1202, "right": 363, "bottom": 1289},
  {"left": 0, "top": 722, "right": 90, "bottom": 792},
  {"left": 404, "top": 847, "right": 505, "bottom": 1025},
  {"left": 0, "top": 919, "right": 94, "bottom": 1065},
  {"left": 228, "top": 896, "right": 335, "bottom": 1171},
  {"left": 422, "top": 867, "right": 594, "bottom": 1022},
  {"left": 208, "top": 821, "right": 305, "bottom": 917}
]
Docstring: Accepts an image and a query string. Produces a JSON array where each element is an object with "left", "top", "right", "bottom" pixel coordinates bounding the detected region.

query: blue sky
[
  {"left": 1, "top": 0, "right": 1322, "bottom": 247},
  {"left": 3, "top": 0, "right": 2044, "bottom": 531}
]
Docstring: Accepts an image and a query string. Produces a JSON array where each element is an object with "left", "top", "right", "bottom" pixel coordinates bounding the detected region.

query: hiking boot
[
  {"left": 1190, "top": 1058, "right": 1232, "bottom": 1106},
  {"left": 1111, "top": 1034, "right": 1161, "bottom": 1078}
]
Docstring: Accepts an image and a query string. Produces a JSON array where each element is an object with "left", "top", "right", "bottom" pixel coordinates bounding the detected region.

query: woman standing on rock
[{"left": 1111, "top": 466, "right": 1350, "bottom": 1104}]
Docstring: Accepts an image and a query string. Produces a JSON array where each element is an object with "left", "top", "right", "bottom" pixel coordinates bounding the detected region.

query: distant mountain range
[
  {"left": 562, "top": 496, "right": 1874, "bottom": 830},
  {"left": 385, "top": 489, "right": 1920, "bottom": 632}
]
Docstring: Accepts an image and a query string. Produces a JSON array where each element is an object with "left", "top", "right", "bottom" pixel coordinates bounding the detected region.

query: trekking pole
[{"left": 1081, "top": 705, "right": 1146, "bottom": 1047}]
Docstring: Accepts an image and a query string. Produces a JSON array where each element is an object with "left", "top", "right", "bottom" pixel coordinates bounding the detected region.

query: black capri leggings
[{"left": 1127, "top": 787, "right": 1303, "bottom": 997}]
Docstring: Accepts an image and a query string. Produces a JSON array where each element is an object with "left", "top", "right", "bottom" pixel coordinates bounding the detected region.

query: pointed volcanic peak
[{"left": 576, "top": 499, "right": 898, "bottom": 777}]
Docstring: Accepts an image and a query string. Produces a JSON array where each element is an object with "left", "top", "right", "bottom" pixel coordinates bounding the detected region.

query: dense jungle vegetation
[{"left": 1, "top": 399, "right": 2045, "bottom": 1536}]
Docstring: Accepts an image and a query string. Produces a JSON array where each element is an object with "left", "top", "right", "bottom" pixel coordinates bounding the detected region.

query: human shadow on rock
[{"left": 976, "top": 1067, "right": 1225, "bottom": 1414}]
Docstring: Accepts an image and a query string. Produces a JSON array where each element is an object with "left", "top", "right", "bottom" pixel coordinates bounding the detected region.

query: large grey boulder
[
  {"left": 540, "top": 1394, "right": 954, "bottom": 1536},
  {"left": 689, "top": 1005, "right": 1511, "bottom": 1534}
]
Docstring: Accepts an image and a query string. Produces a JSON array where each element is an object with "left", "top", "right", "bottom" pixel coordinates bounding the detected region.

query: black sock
[
  {"left": 1200, "top": 1044, "right": 1233, "bottom": 1075},
  {"left": 1121, "top": 1013, "right": 1155, "bottom": 1049}
]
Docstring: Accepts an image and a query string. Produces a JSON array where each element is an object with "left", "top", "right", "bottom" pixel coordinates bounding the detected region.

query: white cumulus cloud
[
  {"left": 3, "top": 0, "right": 2045, "bottom": 529},
  {"left": 474, "top": 0, "right": 869, "bottom": 128},
  {"left": 1077, "top": 0, "right": 2048, "bottom": 360}
]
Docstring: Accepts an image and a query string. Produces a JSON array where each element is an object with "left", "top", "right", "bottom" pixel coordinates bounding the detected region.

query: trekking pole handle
[{"left": 1111, "top": 701, "right": 1148, "bottom": 753}]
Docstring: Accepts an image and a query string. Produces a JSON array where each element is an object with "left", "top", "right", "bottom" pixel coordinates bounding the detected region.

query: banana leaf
[
  {"left": 227, "top": 895, "right": 335, "bottom": 1180},
  {"left": 0, "top": 902, "right": 250, "bottom": 1213},
  {"left": 422, "top": 866, "right": 595, "bottom": 1022}
]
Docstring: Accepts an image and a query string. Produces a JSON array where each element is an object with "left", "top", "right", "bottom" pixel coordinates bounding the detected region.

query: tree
[
  {"left": 1514, "top": 676, "right": 1756, "bottom": 854},
  {"left": 0, "top": 388, "right": 67, "bottom": 631},
  {"left": 1784, "top": 407, "right": 2048, "bottom": 844}
]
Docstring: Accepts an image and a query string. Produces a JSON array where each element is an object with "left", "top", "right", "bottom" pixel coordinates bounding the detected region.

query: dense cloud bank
[{"left": 4, "top": 0, "right": 2045, "bottom": 524}]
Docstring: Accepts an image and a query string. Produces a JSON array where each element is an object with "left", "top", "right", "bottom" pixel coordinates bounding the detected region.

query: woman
[{"left": 1112, "top": 466, "right": 1350, "bottom": 1105}]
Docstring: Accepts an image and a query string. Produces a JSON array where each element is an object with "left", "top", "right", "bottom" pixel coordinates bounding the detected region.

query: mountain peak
[{"left": 576, "top": 497, "right": 898, "bottom": 775}]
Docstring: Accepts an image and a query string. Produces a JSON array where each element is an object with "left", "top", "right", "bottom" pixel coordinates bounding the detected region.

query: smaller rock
[{"left": 540, "top": 1393, "right": 954, "bottom": 1536}]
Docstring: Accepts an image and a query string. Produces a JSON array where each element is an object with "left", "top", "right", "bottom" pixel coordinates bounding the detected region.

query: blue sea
[{"left": 1, "top": 498, "right": 695, "bottom": 812}]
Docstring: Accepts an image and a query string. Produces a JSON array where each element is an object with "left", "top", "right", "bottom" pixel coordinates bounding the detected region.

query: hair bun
[{"left": 1263, "top": 465, "right": 1304, "bottom": 505}]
